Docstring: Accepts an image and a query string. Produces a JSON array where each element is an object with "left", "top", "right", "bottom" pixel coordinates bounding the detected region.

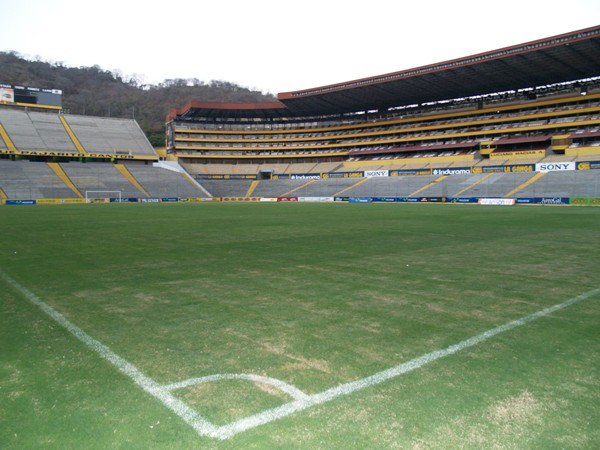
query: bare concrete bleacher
[
  {"left": 0, "top": 159, "right": 77, "bottom": 199},
  {"left": 63, "top": 115, "right": 156, "bottom": 156},
  {"left": 0, "top": 108, "right": 78, "bottom": 153},
  {"left": 0, "top": 106, "right": 211, "bottom": 200}
]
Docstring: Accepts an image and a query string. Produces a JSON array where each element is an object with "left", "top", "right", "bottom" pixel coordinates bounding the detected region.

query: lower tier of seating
[
  {"left": 0, "top": 160, "right": 206, "bottom": 199},
  {"left": 197, "top": 171, "right": 600, "bottom": 199},
  {"left": 2, "top": 159, "right": 599, "bottom": 200}
]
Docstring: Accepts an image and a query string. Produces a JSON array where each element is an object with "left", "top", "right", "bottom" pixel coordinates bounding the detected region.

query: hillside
[{"left": 0, "top": 51, "right": 276, "bottom": 146}]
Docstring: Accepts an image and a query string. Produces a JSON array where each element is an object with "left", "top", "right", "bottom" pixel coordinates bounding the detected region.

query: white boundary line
[
  {"left": 0, "top": 269, "right": 220, "bottom": 439},
  {"left": 2, "top": 268, "right": 598, "bottom": 441},
  {"left": 214, "top": 286, "right": 600, "bottom": 438}
]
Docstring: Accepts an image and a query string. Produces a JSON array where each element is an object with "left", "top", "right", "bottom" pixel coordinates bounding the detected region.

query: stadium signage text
[
  {"left": 0, "top": 149, "right": 140, "bottom": 160},
  {"left": 391, "top": 169, "right": 432, "bottom": 176},
  {"left": 478, "top": 198, "right": 516, "bottom": 206},
  {"left": 5, "top": 199, "right": 37, "bottom": 205},
  {"left": 539, "top": 197, "right": 569, "bottom": 205},
  {"left": 364, "top": 170, "right": 389, "bottom": 178},
  {"left": 432, "top": 168, "right": 471, "bottom": 175},
  {"left": 536, "top": 162, "right": 575, "bottom": 172},
  {"left": 291, "top": 174, "right": 321, "bottom": 180},
  {"left": 506, "top": 165, "right": 534, "bottom": 172}
]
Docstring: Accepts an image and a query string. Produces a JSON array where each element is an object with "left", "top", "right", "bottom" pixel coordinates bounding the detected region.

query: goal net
[{"left": 85, "top": 191, "right": 122, "bottom": 203}]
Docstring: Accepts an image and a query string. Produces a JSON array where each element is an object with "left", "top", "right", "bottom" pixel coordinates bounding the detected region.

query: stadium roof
[
  {"left": 169, "top": 25, "right": 600, "bottom": 121},
  {"left": 167, "top": 101, "right": 288, "bottom": 122}
]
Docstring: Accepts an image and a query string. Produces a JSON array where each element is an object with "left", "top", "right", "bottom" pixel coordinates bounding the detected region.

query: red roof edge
[{"left": 166, "top": 101, "right": 287, "bottom": 122}]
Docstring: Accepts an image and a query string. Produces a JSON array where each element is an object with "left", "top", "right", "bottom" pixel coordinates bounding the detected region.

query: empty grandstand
[
  {"left": 161, "top": 25, "right": 600, "bottom": 204},
  {"left": 0, "top": 103, "right": 209, "bottom": 201},
  {"left": 1, "top": 25, "right": 600, "bottom": 204}
]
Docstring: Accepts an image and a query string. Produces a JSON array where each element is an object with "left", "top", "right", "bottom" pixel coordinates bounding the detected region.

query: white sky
[{"left": 1, "top": 0, "right": 599, "bottom": 95}]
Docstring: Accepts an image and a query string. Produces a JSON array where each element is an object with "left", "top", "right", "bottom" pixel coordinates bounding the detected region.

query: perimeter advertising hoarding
[
  {"left": 390, "top": 169, "right": 432, "bottom": 176},
  {"left": 431, "top": 168, "right": 471, "bottom": 175},
  {"left": 479, "top": 198, "right": 516, "bottom": 205},
  {"left": 537, "top": 197, "right": 570, "bottom": 205},
  {"left": 5, "top": 199, "right": 37, "bottom": 205},
  {"left": 576, "top": 161, "right": 600, "bottom": 170},
  {"left": 364, "top": 170, "right": 389, "bottom": 178},
  {"left": 504, "top": 164, "right": 535, "bottom": 173},
  {"left": 36, "top": 198, "right": 84, "bottom": 204},
  {"left": 516, "top": 197, "right": 569, "bottom": 205},
  {"left": 473, "top": 166, "right": 504, "bottom": 174},
  {"left": 290, "top": 174, "right": 321, "bottom": 180},
  {"left": 371, "top": 197, "right": 402, "bottom": 202},
  {"left": 322, "top": 172, "right": 362, "bottom": 178},
  {"left": 535, "top": 162, "right": 576, "bottom": 172},
  {"left": 570, "top": 198, "right": 600, "bottom": 205},
  {"left": 0, "top": 83, "right": 62, "bottom": 107},
  {"left": 451, "top": 197, "right": 479, "bottom": 203}
]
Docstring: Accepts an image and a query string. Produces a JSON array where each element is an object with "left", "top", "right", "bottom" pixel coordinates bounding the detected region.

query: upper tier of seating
[
  {"left": 167, "top": 86, "right": 600, "bottom": 164},
  {"left": 0, "top": 107, "right": 157, "bottom": 158}
]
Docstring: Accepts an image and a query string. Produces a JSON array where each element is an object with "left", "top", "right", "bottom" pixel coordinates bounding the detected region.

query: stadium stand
[
  {"left": 62, "top": 115, "right": 157, "bottom": 156},
  {"left": 122, "top": 162, "right": 207, "bottom": 198},
  {"left": 0, "top": 159, "right": 79, "bottom": 199},
  {"left": 1, "top": 25, "right": 600, "bottom": 203},
  {"left": 59, "top": 162, "right": 145, "bottom": 198},
  {"left": 0, "top": 108, "right": 78, "bottom": 153},
  {"left": 0, "top": 107, "right": 158, "bottom": 158}
]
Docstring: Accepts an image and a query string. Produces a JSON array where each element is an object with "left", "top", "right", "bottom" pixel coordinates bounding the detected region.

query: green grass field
[{"left": 1, "top": 202, "right": 599, "bottom": 449}]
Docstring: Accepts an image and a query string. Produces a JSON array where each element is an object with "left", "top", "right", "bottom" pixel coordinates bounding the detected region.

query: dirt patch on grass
[
  {"left": 263, "top": 341, "right": 332, "bottom": 373},
  {"left": 253, "top": 381, "right": 292, "bottom": 399},
  {"left": 281, "top": 358, "right": 332, "bottom": 373},
  {"left": 487, "top": 390, "right": 541, "bottom": 428}
]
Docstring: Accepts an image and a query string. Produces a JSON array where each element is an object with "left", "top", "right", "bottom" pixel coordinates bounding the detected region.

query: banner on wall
[
  {"left": 390, "top": 169, "right": 432, "bottom": 176},
  {"left": 432, "top": 168, "right": 471, "bottom": 175},
  {"left": 364, "top": 170, "right": 389, "bottom": 178},
  {"left": 478, "top": 198, "right": 516, "bottom": 205},
  {"left": 290, "top": 174, "right": 321, "bottom": 180},
  {"left": 5, "top": 199, "right": 36, "bottom": 205},
  {"left": 535, "top": 162, "right": 575, "bottom": 172}
]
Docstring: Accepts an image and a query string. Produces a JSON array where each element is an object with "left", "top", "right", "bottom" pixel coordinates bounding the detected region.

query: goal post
[{"left": 85, "top": 190, "right": 122, "bottom": 203}]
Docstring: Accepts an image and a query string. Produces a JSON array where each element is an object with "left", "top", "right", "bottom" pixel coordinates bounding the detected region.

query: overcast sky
[{"left": 1, "top": 0, "right": 599, "bottom": 95}]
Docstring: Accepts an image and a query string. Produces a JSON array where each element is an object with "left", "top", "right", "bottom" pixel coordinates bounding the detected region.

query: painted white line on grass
[
  {"left": 3, "top": 268, "right": 598, "bottom": 441},
  {"left": 0, "top": 269, "right": 220, "bottom": 439},
  {"left": 211, "top": 286, "right": 600, "bottom": 439},
  {"left": 163, "top": 373, "right": 309, "bottom": 400}
]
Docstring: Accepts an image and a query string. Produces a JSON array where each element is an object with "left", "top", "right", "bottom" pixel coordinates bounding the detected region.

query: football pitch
[{"left": 1, "top": 202, "right": 599, "bottom": 449}]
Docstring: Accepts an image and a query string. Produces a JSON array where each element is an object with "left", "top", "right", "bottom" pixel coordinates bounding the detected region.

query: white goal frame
[{"left": 85, "top": 190, "right": 122, "bottom": 203}]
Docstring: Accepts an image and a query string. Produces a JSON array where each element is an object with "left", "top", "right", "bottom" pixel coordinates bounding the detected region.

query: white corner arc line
[
  {"left": 211, "top": 286, "right": 600, "bottom": 440},
  {"left": 2, "top": 268, "right": 598, "bottom": 441},
  {"left": 163, "top": 373, "right": 309, "bottom": 401}
]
